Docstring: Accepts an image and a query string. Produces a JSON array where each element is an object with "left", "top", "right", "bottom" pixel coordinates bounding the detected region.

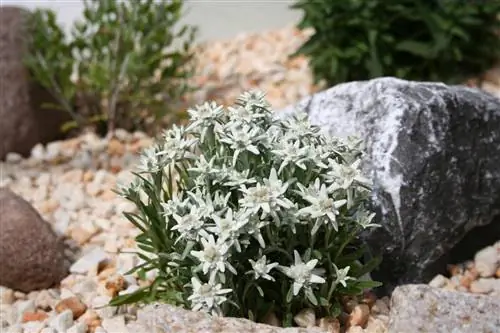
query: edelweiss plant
[{"left": 113, "top": 91, "right": 381, "bottom": 326}]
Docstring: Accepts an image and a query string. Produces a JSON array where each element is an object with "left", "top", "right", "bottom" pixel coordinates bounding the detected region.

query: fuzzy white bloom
[
  {"left": 218, "top": 123, "right": 263, "bottom": 166},
  {"left": 237, "top": 90, "right": 272, "bottom": 112},
  {"left": 239, "top": 168, "right": 293, "bottom": 219},
  {"left": 190, "top": 234, "right": 236, "bottom": 280},
  {"left": 333, "top": 264, "right": 353, "bottom": 288},
  {"left": 187, "top": 276, "right": 232, "bottom": 315},
  {"left": 325, "top": 159, "right": 371, "bottom": 189},
  {"left": 172, "top": 207, "right": 208, "bottom": 242},
  {"left": 298, "top": 179, "right": 347, "bottom": 234},
  {"left": 188, "top": 154, "right": 218, "bottom": 186},
  {"left": 279, "top": 250, "right": 326, "bottom": 296},
  {"left": 207, "top": 208, "right": 248, "bottom": 252},
  {"left": 282, "top": 111, "right": 321, "bottom": 140},
  {"left": 248, "top": 255, "right": 279, "bottom": 281},
  {"left": 138, "top": 146, "right": 163, "bottom": 173},
  {"left": 272, "top": 139, "right": 310, "bottom": 173},
  {"left": 215, "top": 166, "right": 257, "bottom": 188}
]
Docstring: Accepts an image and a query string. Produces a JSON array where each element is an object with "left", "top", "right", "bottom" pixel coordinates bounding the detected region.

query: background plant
[
  {"left": 292, "top": 0, "right": 500, "bottom": 87},
  {"left": 112, "top": 91, "right": 381, "bottom": 327},
  {"left": 25, "top": 0, "right": 197, "bottom": 135}
]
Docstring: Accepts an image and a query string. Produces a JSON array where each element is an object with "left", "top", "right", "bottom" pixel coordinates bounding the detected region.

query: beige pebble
[
  {"left": 346, "top": 325, "right": 364, "bottom": 333},
  {"left": 371, "top": 299, "right": 390, "bottom": 316},
  {"left": 1, "top": 287, "right": 15, "bottom": 305},
  {"left": 347, "top": 304, "right": 370, "bottom": 329},
  {"left": 317, "top": 317, "right": 341, "bottom": 333},
  {"left": 365, "top": 316, "right": 388, "bottom": 333},
  {"left": 469, "top": 278, "right": 499, "bottom": 294},
  {"left": 293, "top": 308, "right": 316, "bottom": 328},
  {"left": 70, "top": 226, "right": 98, "bottom": 245},
  {"left": 428, "top": 274, "right": 449, "bottom": 288},
  {"left": 474, "top": 245, "right": 498, "bottom": 277}
]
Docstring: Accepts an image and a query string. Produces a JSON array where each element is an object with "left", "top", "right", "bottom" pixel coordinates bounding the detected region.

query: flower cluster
[{"left": 115, "top": 91, "right": 381, "bottom": 326}]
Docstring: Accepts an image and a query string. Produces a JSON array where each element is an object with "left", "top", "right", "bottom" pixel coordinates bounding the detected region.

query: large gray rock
[
  {"left": 278, "top": 77, "right": 500, "bottom": 294},
  {"left": 0, "top": 188, "right": 68, "bottom": 292},
  {"left": 127, "top": 303, "right": 325, "bottom": 333},
  {"left": 0, "top": 7, "right": 70, "bottom": 160},
  {"left": 388, "top": 284, "right": 500, "bottom": 333}
]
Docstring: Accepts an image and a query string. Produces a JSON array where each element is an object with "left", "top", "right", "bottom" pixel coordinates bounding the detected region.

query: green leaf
[{"left": 395, "top": 40, "right": 434, "bottom": 58}]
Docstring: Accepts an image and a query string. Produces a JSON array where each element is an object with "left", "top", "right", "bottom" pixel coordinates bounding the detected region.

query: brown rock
[
  {"left": 55, "top": 296, "right": 87, "bottom": 319},
  {"left": 22, "top": 311, "right": 48, "bottom": 323},
  {"left": 0, "top": 7, "right": 70, "bottom": 160},
  {"left": 0, "top": 188, "right": 68, "bottom": 292}
]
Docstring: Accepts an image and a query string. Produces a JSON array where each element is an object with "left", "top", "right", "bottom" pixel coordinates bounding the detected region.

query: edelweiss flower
[
  {"left": 279, "top": 250, "right": 325, "bottom": 296},
  {"left": 190, "top": 234, "right": 236, "bottom": 280},
  {"left": 216, "top": 165, "right": 256, "bottom": 188},
  {"left": 272, "top": 139, "right": 310, "bottom": 173},
  {"left": 187, "top": 154, "right": 218, "bottom": 186},
  {"left": 282, "top": 111, "right": 320, "bottom": 140},
  {"left": 187, "top": 277, "right": 232, "bottom": 315},
  {"left": 187, "top": 102, "right": 225, "bottom": 128},
  {"left": 172, "top": 207, "right": 208, "bottom": 241},
  {"left": 248, "top": 255, "right": 279, "bottom": 281},
  {"left": 208, "top": 208, "right": 248, "bottom": 252},
  {"left": 325, "top": 159, "right": 371, "bottom": 189},
  {"left": 138, "top": 146, "right": 164, "bottom": 173},
  {"left": 239, "top": 168, "right": 293, "bottom": 219},
  {"left": 218, "top": 123, "right": 262, "bottom": 166},
  {"left": 236, "top": 90, "right": 272, "bottom": 112},
  {"left": 298, "top": 179, "right": 347, "bottom": 234},
  {"left": 333, "top": 264, "right": 353, "bottom": 288}
]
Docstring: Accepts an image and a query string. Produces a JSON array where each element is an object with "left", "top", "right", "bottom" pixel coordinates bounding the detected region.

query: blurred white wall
[{"left": 0, "top": 0, "right": 302, "bottom": 42}]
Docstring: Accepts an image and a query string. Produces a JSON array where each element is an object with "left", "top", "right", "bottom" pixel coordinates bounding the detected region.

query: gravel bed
[{"left": 1, "top": 25, "right": 500, "bottom": 333}]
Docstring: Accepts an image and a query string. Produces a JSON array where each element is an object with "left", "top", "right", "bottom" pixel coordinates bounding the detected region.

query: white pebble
[
  {"left": 474, "top": 245, "right": 499, "bottom": 277},
  {"left": 102, "top": 315, "right": 129, "bottom": 333},
  {"left": 35, "top": 290, "right": 56, "bottom": 310},
  {"left": 49, "top": 309, "right": 74, "bottom": 332},
  {"left": 118, "top": 285, "right": 140, "bottom": 296},
  {"left": 16, "top": 300, "right": 35, "bottom": 323},
  {"left": 70, "top": 248, "right": 108, "bottom": 274},
  {"left": 30, "top": 143, "right": 45, "bottom": 161},
  {"left": 22, "top": 321, "right": 46, "bottom": 333},
  {"left": 7, "top": 324, "right": 22, "bottom": 333},
  {"left": 93, "top": 327, "right": 108, "bottom": 333},
  {"left": 67, "top": 322, "right": 87, "bottom": 333},
  {"left": 40, "top": 327, "right": 57, "bottom": 333},
  {"left": 5, "top": 152, "right": 23, "bottom": 163},
  {"left": 45, "top": 142, "right": 61, "bottom": 161},
  {"left": 428, "top": 274, "right": 449, "bottom": 288}
]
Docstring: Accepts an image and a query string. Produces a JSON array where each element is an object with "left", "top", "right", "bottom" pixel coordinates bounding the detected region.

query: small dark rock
[
  {"left": 388, "top": 284, "right": 500, "bottom": 333},
  {"left": 0, "top": 188, "right": 68, "bottom": 292},
  {"left": 279, "top": 77, "right": 500, "bottom": 294}
]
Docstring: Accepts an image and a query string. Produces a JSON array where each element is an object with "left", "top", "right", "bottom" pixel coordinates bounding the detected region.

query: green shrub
[
  {"left": 292, "top": 0, "right": 500, "bottom": 87},
  {"left": 112, "top": 91, "right": 381, "bottom": 327},
  {"left": 25, "top": 0, "right": 197, "bottom": 135}
]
